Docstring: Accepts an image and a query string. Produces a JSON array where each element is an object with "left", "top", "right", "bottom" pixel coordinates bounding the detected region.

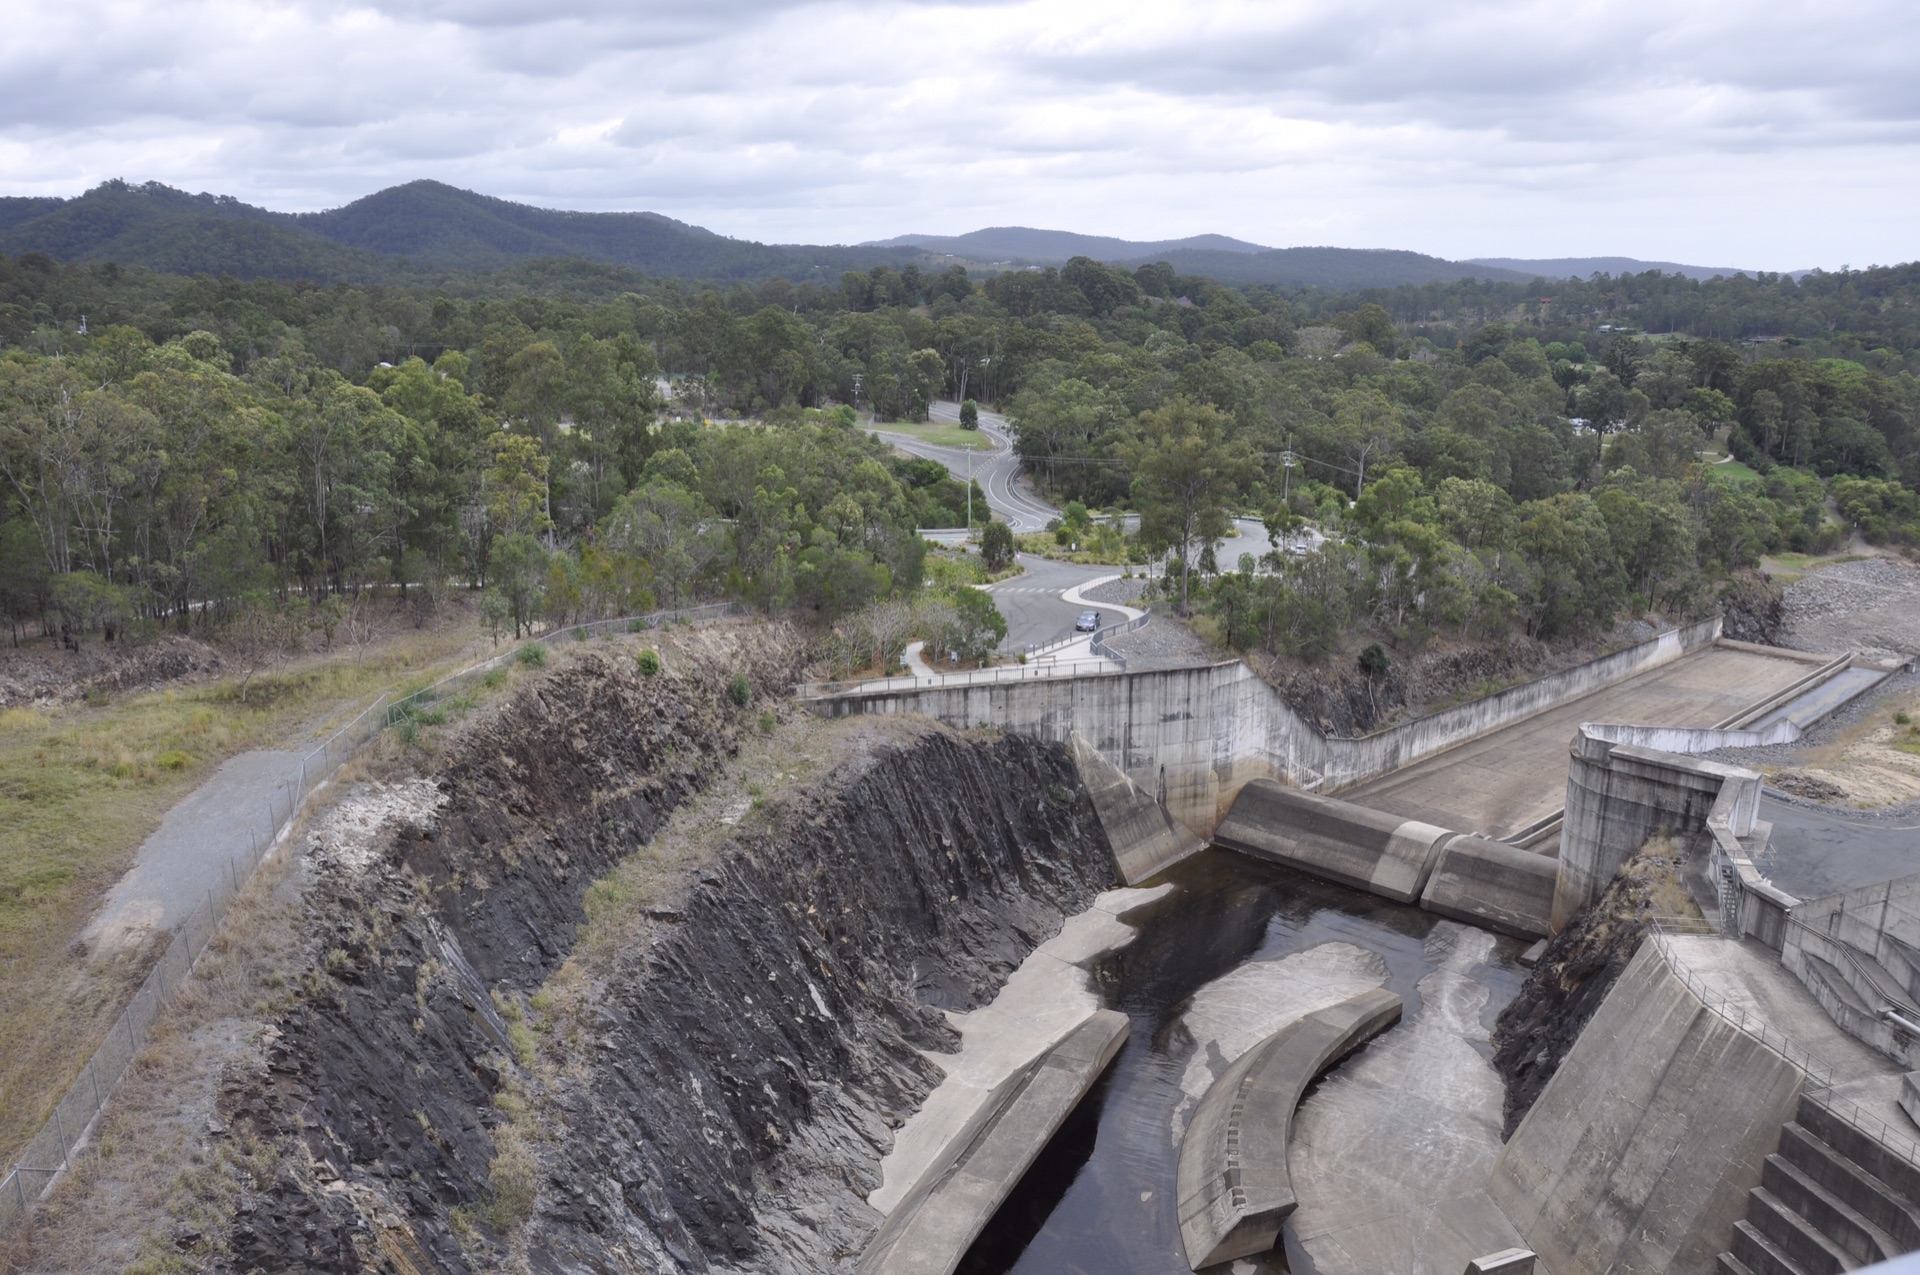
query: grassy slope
[{"left": 0, "top": 618, "right": 493, "bottom": 1165}]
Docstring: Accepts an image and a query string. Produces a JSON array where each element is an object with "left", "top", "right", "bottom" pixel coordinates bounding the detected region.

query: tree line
[{"left": 0, "top": 245, "right": 1915, "bottom": 668}]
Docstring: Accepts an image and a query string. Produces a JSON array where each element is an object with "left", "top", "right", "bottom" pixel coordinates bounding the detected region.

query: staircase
[{"left": 1719, "top": 1096, "right": 1920, "bottom": 1273}]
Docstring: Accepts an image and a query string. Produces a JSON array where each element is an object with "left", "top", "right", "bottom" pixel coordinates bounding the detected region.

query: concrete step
[
  {"left": 1764, "top": 1153, "right": 1899, "bottom": 1266},
  {"left": 1798, "top": 1099, "right": 1920, "bottom": 1215},
  {"left": 1735, "top": 1218, "right": 1821, "bottom": 1275},
  {"left": 1836, "top": 942, "right": 1920, "bottom": 1016},
  {"left": 1719, "top": 1252, "right": 1761, "bottom": 1275},
  {"left": 1748, "top": 1186, "right": 1860, "bottom": 1274},
  {"left": 1780, "top": 1123, "right": 1920, "bottom": 1252},
  {"left": 1882, "top": 935, "right": 1920, "bottom": 1003},
  {"left": 1806, "top": 954, "right": 1877, "bottom": 1016}
]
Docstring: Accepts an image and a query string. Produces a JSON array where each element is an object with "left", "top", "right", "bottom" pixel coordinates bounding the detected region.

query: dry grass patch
[{"left": 0, "top": 618, "right": 491, "bottom": 1167}]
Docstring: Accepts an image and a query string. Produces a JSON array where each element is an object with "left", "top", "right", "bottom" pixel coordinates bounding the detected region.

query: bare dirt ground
[
  {"left": 0, "top": 635, "right": 225, "bottom": 709},
  {"left": 1724, "top": 551, "right": 1920, "bottom": 812}
]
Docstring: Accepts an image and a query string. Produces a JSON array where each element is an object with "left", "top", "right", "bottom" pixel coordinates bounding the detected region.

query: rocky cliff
[{"left": 214, "top": 628, "right": 1116, "bottom": 1273}]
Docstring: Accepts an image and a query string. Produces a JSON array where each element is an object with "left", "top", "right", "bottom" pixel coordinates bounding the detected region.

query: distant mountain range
[
  {"left": 0, "top": 180, "right": 1770, "bottom": 290},
  {"left": 1467, "top": 256, "right": 1758, "bottom": 282}
]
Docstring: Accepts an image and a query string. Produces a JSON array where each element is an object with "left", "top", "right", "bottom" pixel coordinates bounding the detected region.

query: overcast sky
[{"left": 4, "top": 0, "right": 1916, "bottom": 270}]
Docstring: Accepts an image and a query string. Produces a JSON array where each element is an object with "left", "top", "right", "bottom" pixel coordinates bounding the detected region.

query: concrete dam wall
[
  {"left": 815, "top": 617, "right": 1723, "bottom": 833},
  {"left": 1492, "top": 939, "right": 1809, "bottom": 1275}
]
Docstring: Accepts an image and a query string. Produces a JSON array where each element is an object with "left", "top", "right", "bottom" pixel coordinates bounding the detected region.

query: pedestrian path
[{"left": 81, "top": 750, "right": 305, "bottom": 960}]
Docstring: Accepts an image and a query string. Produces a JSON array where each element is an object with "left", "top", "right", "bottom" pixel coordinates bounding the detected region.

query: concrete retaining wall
[
  {"left": 1213, "top": 782, "right": 1555, "bottom": 937},
  {"left": 1420, "top": 835, "right": 1559, "bottom": 939},
  {"left": 1175, "top": 988, "right": 1403, "bottom": 1270},
  {"left": 815, "top": 618, "right": 1722, "bottom": 833},
  {"left": 1211, "top": 780, "right": 1453, "bottom": 903},
  {"left": 1490, "top": 942, "right": 1807, "bottom": 1275},
  {"left": 1554, "top": 726, "right": 1766, "bottom": 933},
  {"left": 1069, "top": 732, "right": 1206, "bottom": 884},
  {"left": 1780, "top": 873, "right": 1920, "bottom": 1066}
]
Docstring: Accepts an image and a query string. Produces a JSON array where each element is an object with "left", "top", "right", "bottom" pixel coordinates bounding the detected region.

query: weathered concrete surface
[
  {"left": 1554, "top": 727, "right": 1766, "bottom": 931},
  {"left": 858, "top": 1010, "right": 1129, "bottom": 1275},
  {"left": 1289, "top": 926, "right": 1540, "bottom": 1275},
  {"left": 816, "top": 619, "right": 1725, "bottom": 834},
  {"left": 1420, "top": 835, "right": 1557, "bottom": 939},
  {"left": 1347, "top": 641, "right": 1811, "bottom": 840},
  {"left": 869, "top": 883, "right": 1175, "bottom": 1216},
  {"left": 1170, "top": 942, "right": 1392, "bottom": 1146},
  {"left": 1491, "top": 940, "right": 1813, "bottom": 1275},
  {"left": 1212, "top": 780, "right": 1452, "bottom": 903},
  {"left": 1071, "top": 731, "right": 1206, "bottom": 884},
  {"left": 1174, "top": 987, "right": 1402, "bottom": 1269}
]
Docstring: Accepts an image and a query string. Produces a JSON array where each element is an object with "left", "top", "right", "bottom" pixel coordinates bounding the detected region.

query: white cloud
[{"left": 1, "top": 0, "right": 1916, "bottom": 268}]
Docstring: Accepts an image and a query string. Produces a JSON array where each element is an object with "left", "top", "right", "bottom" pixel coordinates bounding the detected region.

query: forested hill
[
  {"left": 1, "top": 235, "right": 1916, "bottom": 680},
  {"left": 0, "top": 180, "right": 929, "bottom": 284},
  {"left": 3, "top": 180, "right": 1740, "bottom": 292}
]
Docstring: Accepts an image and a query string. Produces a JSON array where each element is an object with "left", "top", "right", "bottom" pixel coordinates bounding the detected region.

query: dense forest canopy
[{"left": 0, "top": 243, "right": 1915, "bottom": 674}]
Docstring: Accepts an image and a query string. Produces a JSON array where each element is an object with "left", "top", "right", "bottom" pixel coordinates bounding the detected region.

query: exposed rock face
[
  {"left": 1719, "top": 571, "right": 1786, "bottom": 646},
  {"left": 216, "top": 629, "right": 1116, "bottom": 1273},
  {"left": 1489, "top": 838, "right": 1695, "bottom": 1138}
]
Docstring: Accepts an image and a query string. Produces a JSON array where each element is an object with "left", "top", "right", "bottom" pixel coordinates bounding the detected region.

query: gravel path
[
  {"left": 1102, "top": 608, "right": 1224, "bottom": 671},
  {"left": 80, "top": 749, "right": 306, "bottom": 959}
]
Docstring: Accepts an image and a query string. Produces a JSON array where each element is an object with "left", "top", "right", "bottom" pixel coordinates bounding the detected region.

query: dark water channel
[{"left": 956, "top": 849, "right": 1531, "bottom": 1275}]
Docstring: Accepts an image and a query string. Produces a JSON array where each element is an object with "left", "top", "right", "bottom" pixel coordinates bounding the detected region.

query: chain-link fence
[{"left": 0, "top": 600, "right": 742, "bottom": 1233}]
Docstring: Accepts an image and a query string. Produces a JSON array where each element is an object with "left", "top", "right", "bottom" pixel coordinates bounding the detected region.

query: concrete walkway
[{"left": 80, "top": 749, "right": 305, "bottom": 959}]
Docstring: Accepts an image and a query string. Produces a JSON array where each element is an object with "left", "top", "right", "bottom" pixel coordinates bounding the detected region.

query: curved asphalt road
[{"left": 878, "top": 401, "right": 1058, "bottom": 533}]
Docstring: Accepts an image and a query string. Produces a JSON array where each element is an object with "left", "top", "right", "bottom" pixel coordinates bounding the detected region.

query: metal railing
[
  {"left": 1651, "top": 926, "right": 1836, "bottom": 1088},
  {"left": 0, "top": 599, "right": 743, "bottom": 1234},
  {"left": 796, "top": 655, "right": 1126, "bottom": 699},
  {"left": 383, "top": 602, "right": 741, "bottom": 726}
]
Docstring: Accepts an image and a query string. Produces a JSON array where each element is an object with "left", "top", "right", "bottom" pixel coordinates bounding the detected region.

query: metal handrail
[{"left": 1783, "top": 915, "right": 1920, "bottom": 1019}]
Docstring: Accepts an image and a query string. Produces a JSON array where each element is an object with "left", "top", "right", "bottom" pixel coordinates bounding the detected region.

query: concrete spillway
[{"left": 1212, "top": 780, "right": 1558, "bottom": 939}]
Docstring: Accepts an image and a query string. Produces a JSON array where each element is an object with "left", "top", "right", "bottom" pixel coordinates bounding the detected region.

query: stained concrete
[
  {"left": 817, "top": 619, "right": 1728, "bottom": 834},
  {"left": 1072, "top": 731, "right": 1207, "bottom": 884},
  {"left": 1488, "top": 937, "right": 1894, "bottom": 1275},
  {"left": 1169, "top": 942, "right": 1393, "bottom": 1144},
  {"left": 1346, "top": 644, "right": 1814, "bottom": 840},
  {"left": 859, "top": 1011, "right": 1130, "bottom": 1275},
  {"left": 1212, "top": 780, "right": 1452, "bottom": 903},
  {"left": 1419, "top": 835, "right": 1557, "bottom": 939},
  {"left": 869, "top": 883, "right": 1176, "bottom": 1217},
  {"left": 1288, "top": 925, "right": 1541, "bottom": 1275},
  {"left": 1174, "top": 987, "right": 1402, "bottom": 1269}
]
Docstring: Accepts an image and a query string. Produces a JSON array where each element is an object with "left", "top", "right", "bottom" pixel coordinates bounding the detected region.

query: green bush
[
  {"left": 517, "top": 643, "right": 547, "bottom": 667},
  {"left": 728, "top": 673, "right": 752, "bottom": 707},
  {"left": 637, "top": 648, "right": 662, "bottom": 677},
  {"left": 154, "top": 749, "right": 193, "bottom": 771}
]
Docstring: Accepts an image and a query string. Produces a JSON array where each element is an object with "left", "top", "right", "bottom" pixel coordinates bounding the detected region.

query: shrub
[
  {"left": 1896, "top": 711, "right": 1912, "bottom": 725},
  {"left": 1358, "top": 643, "right": 1391, "bottom": 677},
  {"left": 154, "top": 749, "right": 193, "bottom": 771},
  {"left": 637, "top": 648, "right": 662, "bottom": 677},
  {"left": 517, "top": 643, "right": 547, "bottom": 667},
  {"left": 759, "top": 710, "right": 775, "bottom": 734},
  {"left": 728, "top": 673, "right": 752, "bottom": 707}
]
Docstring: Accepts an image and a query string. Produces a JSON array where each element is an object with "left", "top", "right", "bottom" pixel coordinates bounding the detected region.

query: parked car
[{"left": 1075, "top": 610, "right": 1102, "bottom": 633}]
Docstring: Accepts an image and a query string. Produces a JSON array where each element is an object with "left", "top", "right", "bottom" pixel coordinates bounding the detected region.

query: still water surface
[{"left": 957, "top": 850, "right": 1530, "bottom": 1275}]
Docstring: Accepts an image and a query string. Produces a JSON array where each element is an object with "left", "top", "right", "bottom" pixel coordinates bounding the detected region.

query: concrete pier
[{"left": 1175, "top": 987, "right": 1402, "bottom": 1269}]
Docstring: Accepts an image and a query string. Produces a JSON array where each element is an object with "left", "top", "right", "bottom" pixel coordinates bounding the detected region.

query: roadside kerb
[{"left": 0, "top": 599, "right": 742, "bottom": 1233}]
